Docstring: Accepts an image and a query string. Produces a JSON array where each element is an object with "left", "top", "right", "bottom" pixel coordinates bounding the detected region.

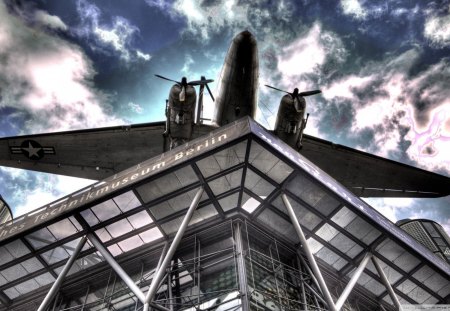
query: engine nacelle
[
  {"left": 274, "top": 94, "right": 306, "bottom": 147},
  {"left": 167, "top": 84, "right": 197, "bottom": 148}
]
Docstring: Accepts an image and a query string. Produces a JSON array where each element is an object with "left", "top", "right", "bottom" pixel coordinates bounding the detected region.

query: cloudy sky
[{"left": 0, "top": 0, "right": 449, "bottom": 233}]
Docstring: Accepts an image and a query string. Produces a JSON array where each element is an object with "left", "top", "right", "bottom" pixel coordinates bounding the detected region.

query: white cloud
[
  {"left": 93, "top": 16, "right": 138, "bottom": 61},
  {"left": 5, "top": 169, "right": 95, "bottom": 217},
  {"left": 0, "top": 2, "right": 122, "bottom": 216},
  {"left": 34, "top": 10, "right": 68, "bottom": 31},
  {"left": 277, "top": 24, "right": 326, "bottom": 77},
  {"left": 318, "top": 48, "right": 450, "bottom": 174},
  {"left": 340, "top": 0, "right": 368, "bottom": 20},
  {"left": 76, "top": 0, "right": 150, "bottom": 62},
  {"left": 0, "top": 1, "right": 123, "bottom": 134},
  {"left": 424, "top": 5, "right": 450, "bottom": 47},
  {"left": 128, "top": 102, "right": 144, "bottom": 114}
]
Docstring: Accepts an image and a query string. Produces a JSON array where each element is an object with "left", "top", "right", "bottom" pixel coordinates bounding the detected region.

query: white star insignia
[{"left": 22, "top": 142, "right": 42, "bottom": 158}]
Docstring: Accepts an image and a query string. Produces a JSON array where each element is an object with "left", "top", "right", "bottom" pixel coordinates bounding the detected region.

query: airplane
[{"left": 1, "top": 30, "right": 450, "bottom": 199}]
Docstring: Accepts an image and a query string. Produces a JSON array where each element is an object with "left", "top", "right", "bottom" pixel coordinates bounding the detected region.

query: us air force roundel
[{"left": 10, "top": 140, "right": 56, "bottom": 160}]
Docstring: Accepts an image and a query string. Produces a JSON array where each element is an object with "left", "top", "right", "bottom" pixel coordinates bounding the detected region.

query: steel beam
[
  {"left": 144, "top": 187, "right": 204, "bottom": 309},
  {"left": 372, "top": 256, "right": 403, "bottom": 311},
  {"left": 335, "top": 252, "right": 372, "bottom": 310},
  {"left": 281, "top": 193, "right": 337, "bottom": 311},
  {"left": 37, "top": 236, "right": 87, "bottom": 311},
  {"left": 234, "top": 221, "right": 250, "bottom": 311},
  {"left": 87, "top": 232, "right": 146, "bottom": 303}
]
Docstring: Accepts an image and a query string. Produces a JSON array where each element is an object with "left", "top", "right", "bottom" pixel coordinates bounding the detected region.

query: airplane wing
[
  {"left": 0, "top": 122, "right": 216, "bottom": 180},
  {"left": 299, "top": 134, "right": 450, "bottom": 198}
]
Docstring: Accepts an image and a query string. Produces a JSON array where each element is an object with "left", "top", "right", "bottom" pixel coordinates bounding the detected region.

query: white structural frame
[{"left": 281, "top": 193, "right": 404, "bottom": 311}]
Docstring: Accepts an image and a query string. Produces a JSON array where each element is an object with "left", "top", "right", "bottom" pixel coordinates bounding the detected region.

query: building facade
[{"left": 397, "top": 219, "right": 450, "bottom": 264}]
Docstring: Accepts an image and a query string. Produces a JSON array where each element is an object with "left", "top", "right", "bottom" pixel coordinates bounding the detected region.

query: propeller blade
[
  {"left": 205, "top": 84, "right": 215, "bottom": 102},
  {"left": 265, "top": 84, "right": 290, "bottom": 94},
  {"left": 188, "top": 79, "right": 214, "bottom": 86},
  {"left": 155, "top": 74, "right": 180, "bottom": 84},
  {"left": 299, "top": 90, "right": 321, "bottom": 97}
]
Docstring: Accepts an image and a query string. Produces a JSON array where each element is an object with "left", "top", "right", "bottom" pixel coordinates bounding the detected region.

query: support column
[
  {"left": 38, "top": 236, "right": 87, "bottom": 311},
  {"left": 281, "top": 194, "right": 337, "bottom": 311},
  {"left": 87, "top": 233, "right": 146, "bottom": 303},
  {"left": 144, "top": 187, "right": 204, "bottom": 310},
  {"left": 372, "top": 256, "right": 403, "bottom": 311},
  {"left": 335, "top": 252, "right": 372, "bottom": 310},
  {"left": 233, "top": 221, "right": 250, "bottom": 311}
]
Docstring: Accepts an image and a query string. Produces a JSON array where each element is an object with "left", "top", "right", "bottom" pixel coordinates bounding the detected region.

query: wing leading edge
[
  {"left": 299, "top": 134, "right": 450, "bottom": 198},
  {"left": 0, "top": 122, "right": 216, "bottom": 180}
]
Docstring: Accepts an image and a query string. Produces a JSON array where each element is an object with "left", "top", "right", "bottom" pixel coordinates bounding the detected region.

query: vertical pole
[
  {"left": 234, "top": 221, "right": 250, "bottom": 311},
  {"left": 281, "top": 194, "right": 337, "bottom": 311},
  {"left": 167, "top": 268, "right": 174, "bottom": 311},
  {"left": 37, "top": 236, "right": 87, "bottom": 311},
  {"left": 296, "top": 255, "right": 307, "bottom": 310},
  {"left": 197, "top": 241, "right": 201, "bottom": 306},
  {"left": 87, "top": 232, "right": 146, "bottom": 303},
  {"left": 372, "top": 257, "right": 403, "bottom": 311},
  {"left": 335, "top": 252, "right": 372, "bottom": 310},
  {"left": 144, "top": 187, "right": 204, "bottom": 307}
]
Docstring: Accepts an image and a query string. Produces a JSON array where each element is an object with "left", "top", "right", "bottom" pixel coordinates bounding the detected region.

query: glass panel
[
  {"left": 35, "top": 272, "right": 55, "bottom": 286},
  {"left": 257, "top": 209, "right": 298, "bottom": 244},
  {"left": 150, "top": 188, "right": 207, "bottom": 220},
  {"left": 95, "top": 228, "right": 113, "bottom": 243},
  {"left": 160, "top": 205, "right": 218, "bottom": 235},
  {"left": 136, "top": 165, "right": 198, "bottom": 203},
  {"left": 413, "top": 265, "right": 450, "bottom": 294},
  {"left": 21, "top": 257, "right": 43, "bottom": 273},
  {"left": 306, "top": 237, "right": 325, "bottom": 254},
  {"left": 4, "top": 287, "right": 20, "bottom": 299},
  {"left": 0, "top": 247, "right": 13, "bottom": 266},
  {"left": 331, "top": 206, "right": 356, "bottom": 228},
  {"left": 316, "top": 245, "right": 348, "bottom": 269},
  {"left": 1, "top": 263, "right": 27, "bottom": 281},
  {"left": 14, "top": 278, "right": 40, "bottom": 295},
  {"left": 365, "top": 260, "right": 402, "bottom": 284},
  {"left": 91, "top": 200, "right": 121, "bottom": 222},
  {"left": 108, "top": 244, "right": 123, "bottom": 257},
  {"left": 249, "top": 141, "right": 293, "bottom": 183},
  {"left": 271, "top": 195, "right": 322, "bottom": 231},
  {"left": 106, "top": 219, "right": 133, "bottom": 238},
  {"left": 329, "top": 233, "right": 363, "bottom": 259},
  {"left": 196, "top": 140, "right": 247, "bottom": 178},
  {"left": 47, "top": 218, "right": 78, "bottom": 240},
  {"left": 113, "top": 190, "right": 141, "bottom": 212},
  {"left": 80, "top": 208, "right": 100, "bottom": 226},
  {"left": 128, "top": 211, "right": 153, "bottom": 229},
  {"left": 25, "top": 227, "right": 56, "bottom": 249},
  {"left": 241, "top": 196, "right": 261, "bottom": 214},
  {"left": 338, "top": 212, "right": 382, "bottom": 245},
  {"left": 218, "top": 192, "right": 239, "bottom": 212},
  {"left": 244, "top": 168, "right": 275, "bottom": 197},
  {"left": 139, "top": 227, "right": 164, "bottom": 243},
  {"left": 208, "top": 168, "right": 243, "bottom": 196},
  {"left": 376, "top": 239, "right": 420, "bottom": 272},
  {"left": 4, "top": 240, "right": 29, "bottom": 259},
  {"left": 118, "top": 235, "right": 144, "bottom": 253},
  {"left": 42, "top": 246, "right": 70, "bottom": 264},
  {"left": 286, "top": 173, "right": 337, "bottom": 216}
]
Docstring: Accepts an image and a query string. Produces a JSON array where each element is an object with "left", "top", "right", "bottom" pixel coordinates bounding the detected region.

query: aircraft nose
[{"left": 234, "top": 30, "right": 256, "bottom": 45}]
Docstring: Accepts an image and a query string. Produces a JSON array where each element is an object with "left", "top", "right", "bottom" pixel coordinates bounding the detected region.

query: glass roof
[{"left": 0, "top": 117, "right": 448, "bottom": 308}]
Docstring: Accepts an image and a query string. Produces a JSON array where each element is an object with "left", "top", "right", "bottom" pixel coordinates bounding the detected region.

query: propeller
[
  {"left": 155, "top": 74, "right": 215, "bottom": 102},
  {"left": 265, "top": 84, "right": 322, "bottom": 98},
  {"left": 265, "top": 84, "right": 321, "bottom": 113}
]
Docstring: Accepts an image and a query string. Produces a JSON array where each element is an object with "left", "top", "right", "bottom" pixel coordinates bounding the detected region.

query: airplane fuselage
[{"left": 213, "top": 30, "right": 259, "bottom": 126}]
